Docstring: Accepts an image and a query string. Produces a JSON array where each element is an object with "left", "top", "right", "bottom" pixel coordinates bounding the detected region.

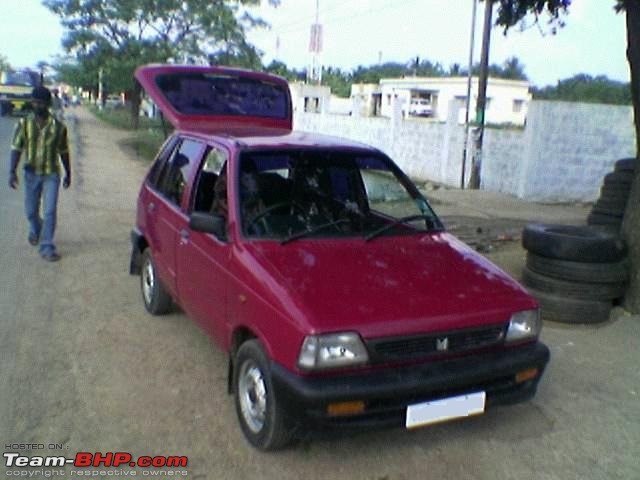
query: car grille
[{"left": 366, "top": 324, "right": 507, "bottom": 364}]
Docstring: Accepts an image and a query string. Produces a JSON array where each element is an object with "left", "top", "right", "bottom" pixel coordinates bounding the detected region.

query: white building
[
  {"left": 289, "top": 82, "right": 331, "bottom": 114},
  {"left": 350, "top": 83, "right": 382, "bottom": 117},
  {"left": 372, "top": 76, "right": 531, "bottom": 125}
]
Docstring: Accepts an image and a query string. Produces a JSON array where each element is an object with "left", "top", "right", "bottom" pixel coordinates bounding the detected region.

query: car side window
[
  {"left": 147, "top": 136, "right": 179, "bottom": 189},
  {"left": 155, "top": 138, "right": 204, "bottom": 207},
  {"left": 192, "top": 146, "right": 228, "bottom": 213}
]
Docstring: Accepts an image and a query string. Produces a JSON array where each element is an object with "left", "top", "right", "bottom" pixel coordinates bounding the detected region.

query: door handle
[
  {"left": 147, "top": 202, "right": 156, "bottom": 213},
  {"left": 180, "top": 229, "right": 190, "bottom": 243}
]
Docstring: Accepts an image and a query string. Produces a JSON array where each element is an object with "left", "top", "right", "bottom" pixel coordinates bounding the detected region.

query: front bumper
[{"left": 271, "top": 342, "right": 549, "bottom": 431}]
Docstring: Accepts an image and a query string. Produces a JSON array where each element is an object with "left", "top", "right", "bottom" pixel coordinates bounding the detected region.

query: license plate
[{"left": 405, "top": 391, "right": 486, "bottom": 429}]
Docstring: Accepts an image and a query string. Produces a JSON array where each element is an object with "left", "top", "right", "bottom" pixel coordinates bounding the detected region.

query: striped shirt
[{"left": 11, "top": 113, "right": 69, "bottom": 175}]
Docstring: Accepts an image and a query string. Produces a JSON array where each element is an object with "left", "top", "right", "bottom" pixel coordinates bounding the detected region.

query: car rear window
[{"left": 155, "top": 73, "right": 289, "bottom": 119}]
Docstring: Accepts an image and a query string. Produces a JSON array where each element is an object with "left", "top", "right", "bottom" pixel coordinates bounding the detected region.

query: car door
[
  {"left": 147, "top": 137, "right": 204, "bottom": 298},
  {"left": 176, "top": 145, "right": 233, "bottom": 344}
]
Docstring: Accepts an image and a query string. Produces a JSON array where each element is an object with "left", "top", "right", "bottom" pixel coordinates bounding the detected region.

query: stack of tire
[
  {"left": 587, "top": 158, "right": 636, "bottom": 231},
  {"left": 521, "top": 224, "right": 628, "bottom": 324}
]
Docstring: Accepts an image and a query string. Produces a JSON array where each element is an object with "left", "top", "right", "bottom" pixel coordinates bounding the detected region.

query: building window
[
  {"left": 454, "top": 95, "right": 468, "bottom": 108},
  {"left": 387, "top": 94, "right": 392, "bottom": 106},
  {"left": 513, "top": 99, "right": 525, "bottom": 113}
]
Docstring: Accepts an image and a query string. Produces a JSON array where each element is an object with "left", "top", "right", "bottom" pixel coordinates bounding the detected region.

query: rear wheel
[
  {"left": 233, "top": 340, "right": 293, "bottom": 450},
  {"left": 140, "top": 248, "right": 172, "bottom": 315}
]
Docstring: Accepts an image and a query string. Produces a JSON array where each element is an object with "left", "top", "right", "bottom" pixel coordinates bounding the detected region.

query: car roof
[{"left": 178, "top": 128, "right": 380, "bottom": 153}]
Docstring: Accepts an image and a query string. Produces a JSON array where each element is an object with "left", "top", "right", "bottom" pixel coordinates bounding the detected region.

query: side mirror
[{"left": 189, "top": 212, "right": 226, "bottom": 239}]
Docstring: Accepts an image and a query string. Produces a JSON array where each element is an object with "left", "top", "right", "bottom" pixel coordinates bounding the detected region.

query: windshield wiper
[
  {"left": 364, "top": 214, "right": 439, "bottom": 242},
  {"left": 280, "top": 219, "right": 349, "bottom": 245}
]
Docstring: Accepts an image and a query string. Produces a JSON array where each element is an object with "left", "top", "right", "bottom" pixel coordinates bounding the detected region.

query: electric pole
[
  {"left": 469, "top": 0, "right": 493, "bottom": 189},
  {"left": 461, "top": 0, "right": 478, "bottom": 189}
]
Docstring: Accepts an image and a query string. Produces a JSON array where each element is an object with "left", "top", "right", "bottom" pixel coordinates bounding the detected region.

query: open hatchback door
[{"left": 135, "top": 64, "right": 292, "bottom": 133}]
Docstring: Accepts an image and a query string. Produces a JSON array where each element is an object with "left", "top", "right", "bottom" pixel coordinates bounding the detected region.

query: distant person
[
  {"left": 8, "top": 86, "right": 71, "bottom": 262},
  {"left": 50, "top": 88, "right": 64, "bottom": 119}
]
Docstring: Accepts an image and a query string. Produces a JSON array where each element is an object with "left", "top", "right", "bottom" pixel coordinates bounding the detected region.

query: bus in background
[{"left": 0, "top": 69, "right": 42, "bottom": 116}]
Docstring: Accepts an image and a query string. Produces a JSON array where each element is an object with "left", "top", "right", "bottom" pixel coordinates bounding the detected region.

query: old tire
[
  {"left": 526, "top": 252, "right": 629, "bottom": 284},
  {"left": 522, "top": 267, "right": 625, "bottom": 300},
  {"left": 527, "top": 288, "right": 612, "bottom": 324},
  {"left": 593, "top": 196, "right": 628, "bottom": 214},
  {"left": 591, "top": 203, "right": 625, "bottom": 218},
  {"left": 233, "top": 339, "right": 293, "bottom": 451},
  {"left": 522, "top": 224, "right": 626, "bottom": 263},
  {"left": 604, "top": 171, "right": 634, "bottom": 186},
  {"left": 140, "top": 248, "right": 172, "bottom": 315},
  {"left": 599, "top": 184, "right": 632, "bottom": 201},
  {"left": 586, "top": 212, "right": 622, "bottom": 229},
  {"left": 614, "top": 157, "right": 636, "bottom": 172}
]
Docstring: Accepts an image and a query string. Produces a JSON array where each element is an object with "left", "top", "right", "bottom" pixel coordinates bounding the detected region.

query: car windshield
[
  {"left": 237, "top": 149, "right": 442, "bottom": 242},
  {"left": 154, "top": 72, "right": 289, "bottom": 119}
]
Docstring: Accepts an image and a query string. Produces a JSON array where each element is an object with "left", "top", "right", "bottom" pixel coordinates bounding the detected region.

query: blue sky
[{"left": 0, "top": 0, "right": 629, "bottom": 88}]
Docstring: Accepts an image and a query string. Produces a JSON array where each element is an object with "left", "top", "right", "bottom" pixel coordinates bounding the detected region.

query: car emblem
[{"left": 436, "top": 337, "right": 449, "bottom": 352}]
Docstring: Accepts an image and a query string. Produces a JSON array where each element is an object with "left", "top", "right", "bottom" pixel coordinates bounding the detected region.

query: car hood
[{"left": 247, "top": 232, "right": 536, "bottom": 339}]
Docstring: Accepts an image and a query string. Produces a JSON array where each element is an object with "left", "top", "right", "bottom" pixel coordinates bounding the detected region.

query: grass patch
[
  {"left": 119, "top": 130, "right": 167, "bottom": 162},
  {"left": 89, "top": 105, "right": 171, "bottom": 162}
]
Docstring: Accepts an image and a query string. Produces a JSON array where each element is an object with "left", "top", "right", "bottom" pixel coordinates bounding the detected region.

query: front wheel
[
  {"left": 233, "top": 340, "right": 293, "bottom": 450},
  {"left": 140, "top": 248, "right": 172, "bottom": 315}
]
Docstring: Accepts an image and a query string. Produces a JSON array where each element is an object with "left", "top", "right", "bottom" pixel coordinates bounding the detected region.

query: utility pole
[
  {"left": 308, "top": 0, "right": 323, "bottom": 84},
  {"left": 460, "top": 0, "right": 478, "bottom": 189},
  {"left": 468, "top": 0, "right": 493, "bottom": 189}
]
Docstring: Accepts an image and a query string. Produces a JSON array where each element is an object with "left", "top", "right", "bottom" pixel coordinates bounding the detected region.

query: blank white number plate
[{"left": 405, "top": 391, "right": 486, "bottom": 429}]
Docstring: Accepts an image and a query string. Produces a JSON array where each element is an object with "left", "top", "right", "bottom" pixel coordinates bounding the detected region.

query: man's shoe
[
  {"left": 41, "top": 252, "right": 61, "bottom": 262},
  {"left": 28, "top": 234, "right": 38, "bottom": 246}
]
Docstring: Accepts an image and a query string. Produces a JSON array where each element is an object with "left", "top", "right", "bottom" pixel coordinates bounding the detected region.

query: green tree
[
  {"left": 44, "top": 0, "right": 278, "bottom": 119},
  {"left": 322, "top": 66, "right": 351, "bottom": 98},
  {"left": 0, "top": 53, "right": 10, "bottom": 72},
  {"left": 501, "top": 56, "right": 527, "bottom": 80},
  {"left": 263, "top": 60, "right": 303, "bottom": 82},
  {"left": 494, "top": 0, "right": 640, "bottom": 312},
  {"left": 533, "top": 74, "right": 631, "bottom": 105}
]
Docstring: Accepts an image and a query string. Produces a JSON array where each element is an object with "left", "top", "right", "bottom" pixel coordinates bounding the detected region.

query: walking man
[{"left": 8, "top": 86, "right": 71, "bottom": 262}]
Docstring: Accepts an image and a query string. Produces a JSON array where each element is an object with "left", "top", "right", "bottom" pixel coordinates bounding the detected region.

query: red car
[{"left": 130, "top": 64, "right": 549, "bottom": 450}]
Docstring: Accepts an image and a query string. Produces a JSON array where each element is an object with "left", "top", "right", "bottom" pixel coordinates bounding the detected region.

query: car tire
[
  {"left": 140, "top": 248, "right": 172, "bottom": 315},
  {"left": 522, "top": 267, "right": 626, "bottom": 300},
  {"left": 522, "top": 224, "right": 626, "bottom": 263},
  {"left": 614, "top": 158, "right": 636, "bottom": 173},
  {"left": 233, "top": 339, "right": 293, "bottom": 451},
  {"left": 526, "top": 252, "right": 629, "bottom": 284},
  {"left": 526, "top": 288, "right": 612, "bottom": 324}
]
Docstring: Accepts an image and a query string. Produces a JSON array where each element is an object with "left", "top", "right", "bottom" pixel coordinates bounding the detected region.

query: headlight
[
  {"left": 297, "top": 332, "right": 369, "bottom": 370},
  {"left": 506, "top": 309, "right": 541, "bottom": 343}
]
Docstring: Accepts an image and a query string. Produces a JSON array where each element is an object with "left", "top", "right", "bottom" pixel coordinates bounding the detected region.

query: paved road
[{"left": 1, "top": 110, "right": 638, "bottom": 480}]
